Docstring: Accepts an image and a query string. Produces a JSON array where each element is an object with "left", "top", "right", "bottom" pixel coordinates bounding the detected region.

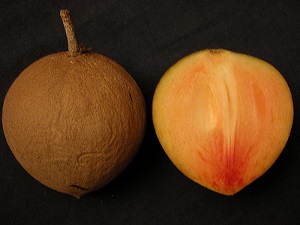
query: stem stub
[{"left": 60, "top": 9, "right": 81, "bottom": 56}]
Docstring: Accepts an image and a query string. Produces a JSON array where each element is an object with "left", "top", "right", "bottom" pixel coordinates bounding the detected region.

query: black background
[{"left": 1, "top": 0, "right": 300, "bottom": 224}]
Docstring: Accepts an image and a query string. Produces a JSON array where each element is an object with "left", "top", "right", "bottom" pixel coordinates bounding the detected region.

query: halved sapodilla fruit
[{"left": 152, "top": 49, "right": 293, "bottom": 195}]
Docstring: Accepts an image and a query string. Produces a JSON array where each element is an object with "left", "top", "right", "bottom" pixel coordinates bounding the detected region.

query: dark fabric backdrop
[{"left": 0, "top": 0, "right": 299, "bottom": 224}]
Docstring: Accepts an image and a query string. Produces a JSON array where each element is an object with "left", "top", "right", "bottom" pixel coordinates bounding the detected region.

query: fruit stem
[{"left": 60, "top": 9, "right": 81, "bottom": 56}]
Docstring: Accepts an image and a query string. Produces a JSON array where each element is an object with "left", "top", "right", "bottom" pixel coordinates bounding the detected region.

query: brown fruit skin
[{"left": 2, "top": 52, "right": 146, "bottom": 198}]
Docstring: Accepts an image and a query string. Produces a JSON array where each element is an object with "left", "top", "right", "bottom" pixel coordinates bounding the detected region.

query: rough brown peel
[{"left": 2, "top": 10, "right": 146, "bottom": 198}]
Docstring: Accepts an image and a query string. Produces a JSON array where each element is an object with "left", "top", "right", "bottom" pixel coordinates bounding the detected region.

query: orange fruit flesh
[{"left": 153, "top": 49, "right": 293, "bottom": 195}]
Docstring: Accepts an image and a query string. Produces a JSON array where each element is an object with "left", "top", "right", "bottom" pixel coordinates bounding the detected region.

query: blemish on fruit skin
[
  {"left": 129, "top": 91, "right": 133, "bottom": 103},
  {"left": 70, "top": 184, "right": 89, "bottom": 191},
  {"left": 127, "top": 86, "right": 134, "bottom": 103},
  {"left": 77, "top": 152, "right": 103, "bottom": 163},
  {"left": 209, "top": 49, "right": 223, "bottom": 55}
]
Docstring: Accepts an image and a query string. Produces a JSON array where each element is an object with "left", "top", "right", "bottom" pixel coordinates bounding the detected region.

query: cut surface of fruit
[{"left": 152, "top": 49, "right": 293, "bottom": 195}]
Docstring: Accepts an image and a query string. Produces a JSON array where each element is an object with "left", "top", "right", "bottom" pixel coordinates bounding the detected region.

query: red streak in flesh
[{"left": 199, "top": 128, "right": 251, "bottom": 195}]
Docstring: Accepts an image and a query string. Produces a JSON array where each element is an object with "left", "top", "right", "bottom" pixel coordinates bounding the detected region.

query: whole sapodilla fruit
[
  {"left": 152, "top": 49, "right": 293, "bottom": 195},
  {"left": 2, "top": 10, "right": 146, "bottom": 198}
]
